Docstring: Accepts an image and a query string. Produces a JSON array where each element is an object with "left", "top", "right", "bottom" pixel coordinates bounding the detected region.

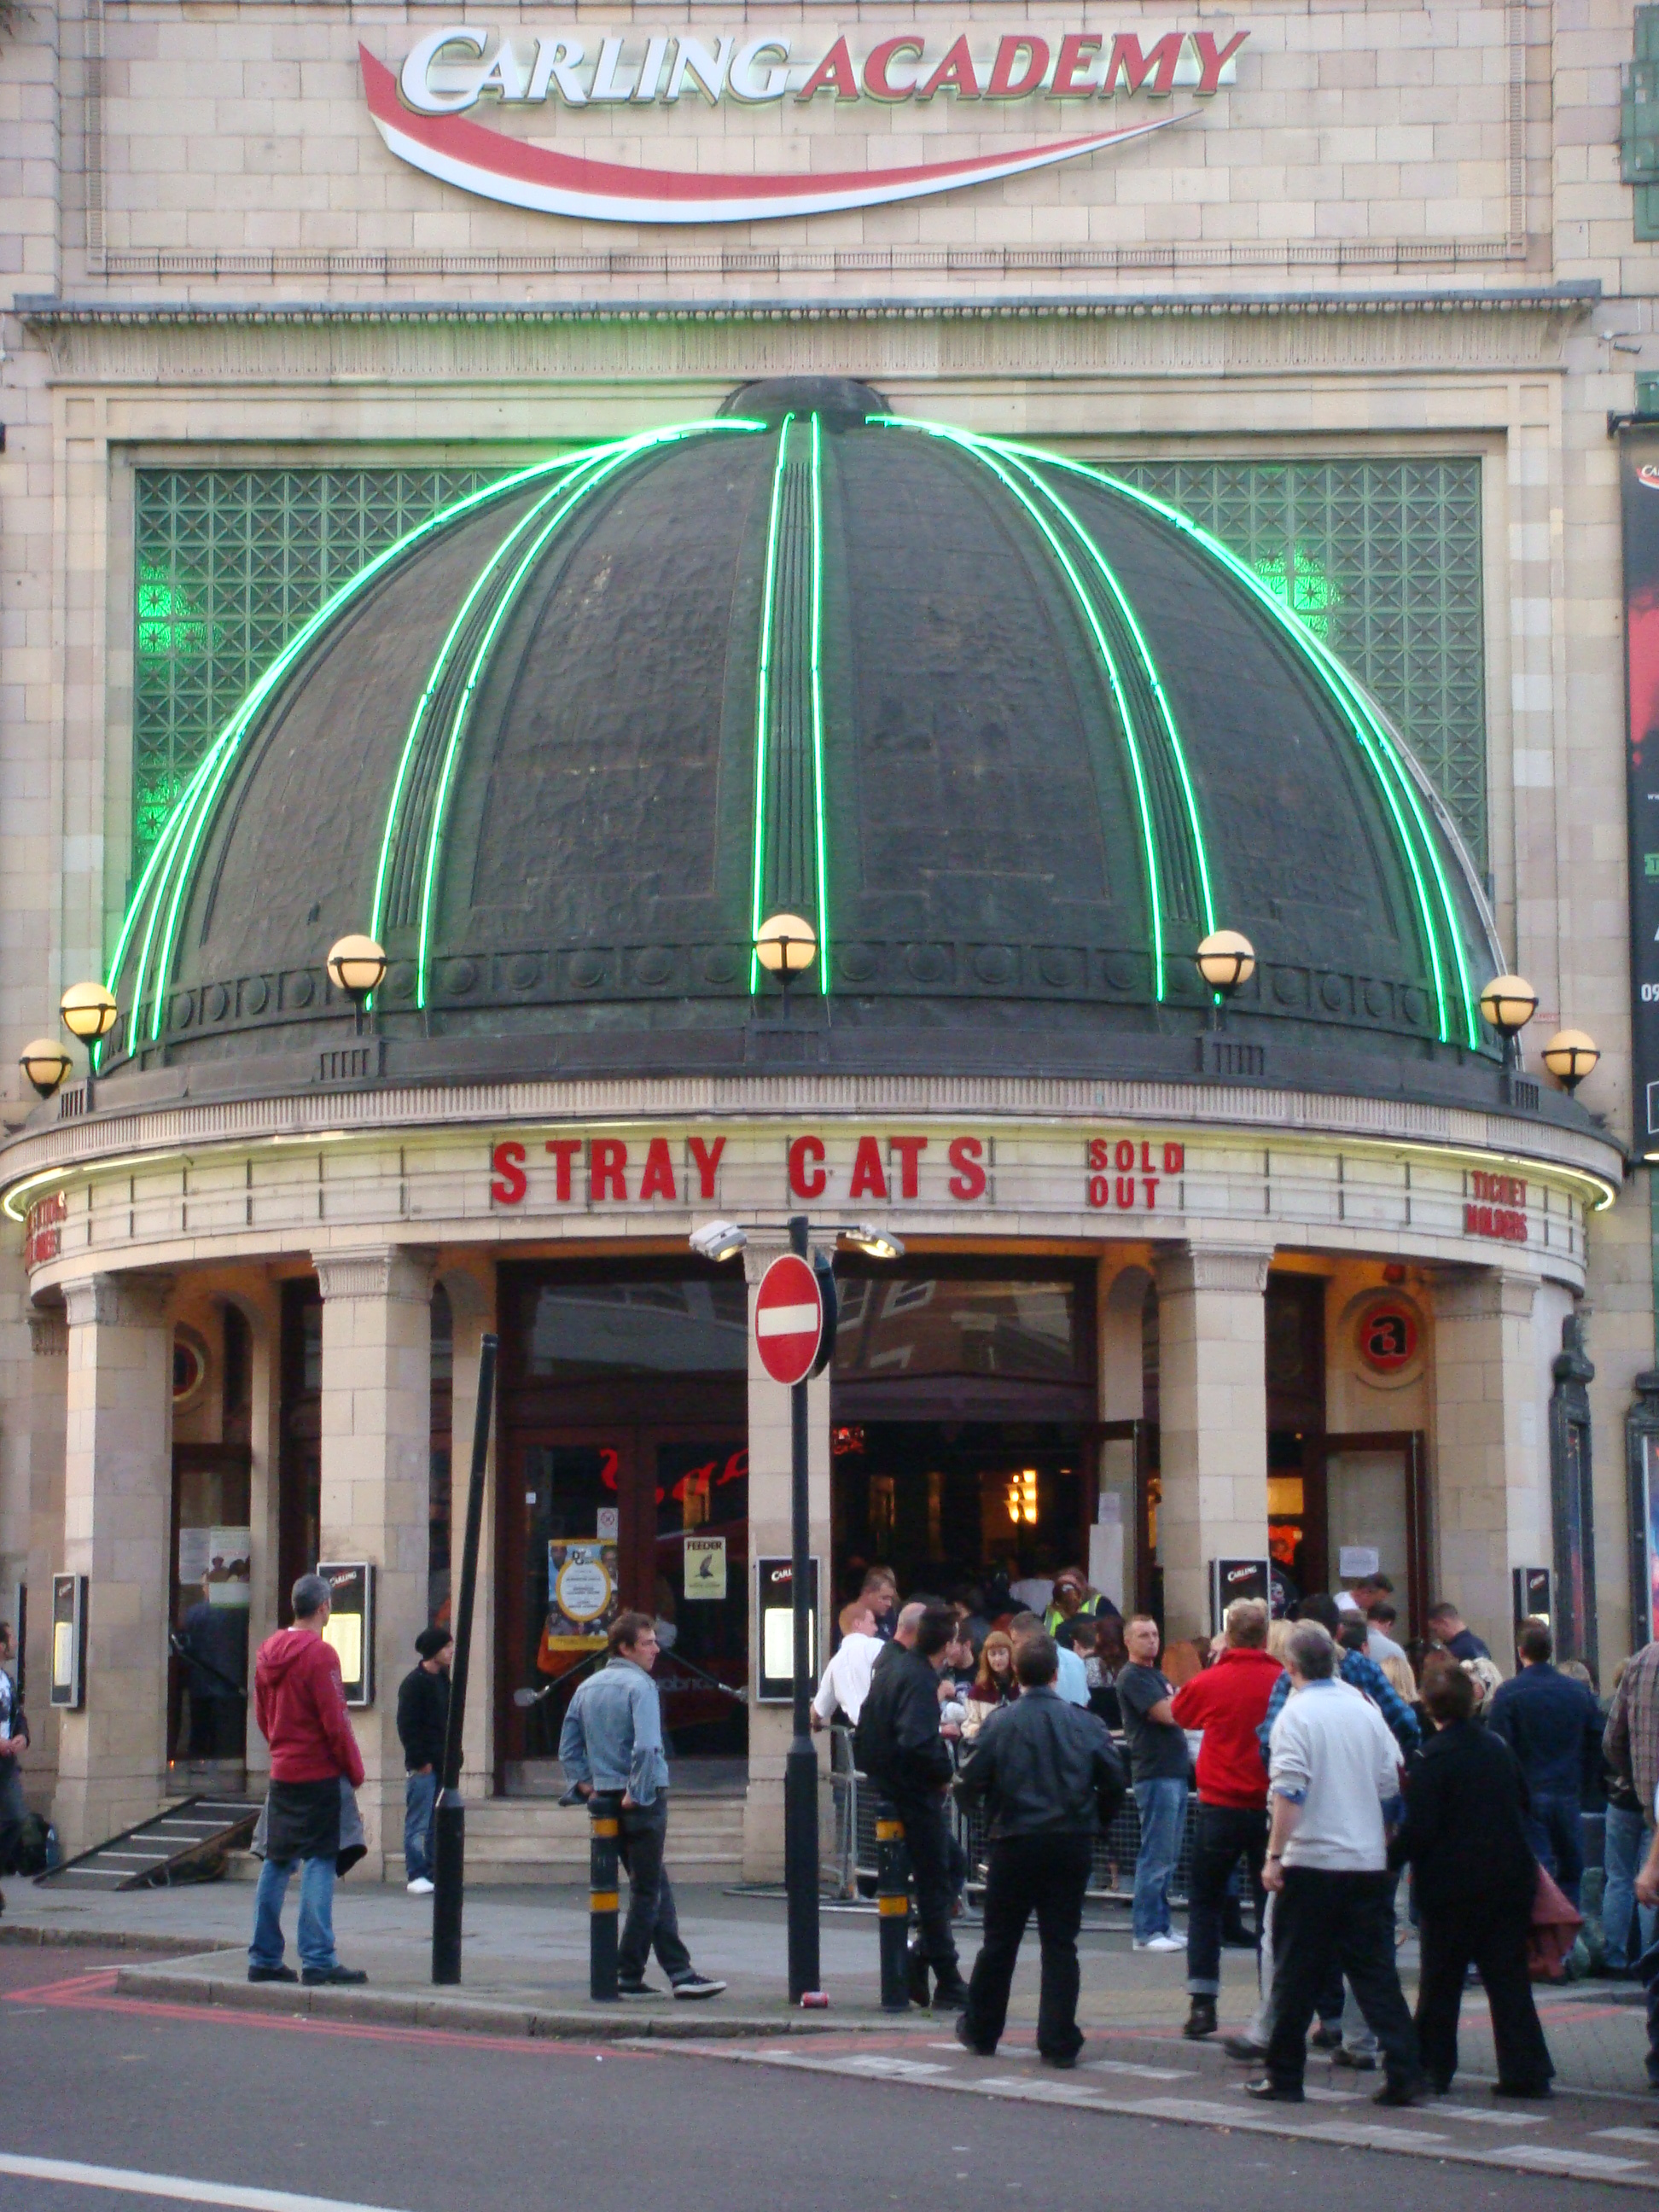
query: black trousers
[
  {"left": 1185, "top": 1803, "right": 1267, "bottom": 1995},
  {"left": 963, "top": 1833, "right": 1092, "bottom": 2060},
  {"left": 1266, "top": 1867, "right": 1419, "bottom": 2092},
  {"left": 891, "top": 1790, "right": 960, "bottom": 1976},
  {"left": 616, "top": 1796, "right": 693, "bottom": 1987},
  {"left": 1417, "top": 1897, "right": 1553, "bottom": 2093}
]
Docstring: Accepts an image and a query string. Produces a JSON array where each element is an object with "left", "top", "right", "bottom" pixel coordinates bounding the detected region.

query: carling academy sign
[{"left": 362, "top": 24, "right": 1247, "bottom": 224}]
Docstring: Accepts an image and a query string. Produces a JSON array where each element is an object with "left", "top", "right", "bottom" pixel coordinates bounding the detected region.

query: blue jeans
[
  {"left": 1132, "top": 1778, "right": 1187, "bottom": 1942},
  {"left": 1603, "top": 1806, "right": 1658, "bottom": 1970},
  {"left": 1524, "top": 1790, "right": 1585, "bottom": 1908},
  {"left": 250, "top": 1854, "right": 337, "bottom": 1974},
  {"left": 404, "top": 1770, "right": 438, "bottom": 1882}
]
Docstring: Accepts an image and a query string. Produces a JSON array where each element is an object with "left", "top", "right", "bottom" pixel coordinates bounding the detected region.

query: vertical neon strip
[
  {"left": 807, "top": 413, "right": 830, "bottom": 994},
  {"left": 748, "top": 415, "right": 794, "bottom": 994},
  {"left": 991, "top": 445, "right": 1217, "bottom": 938},
  {"left": 904, "top": 423, "right": 1169, "bottom": 1000}
]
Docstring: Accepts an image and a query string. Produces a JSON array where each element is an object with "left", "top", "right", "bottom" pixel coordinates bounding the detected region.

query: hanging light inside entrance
[{"left": 1006, "top": 1468, "right": 1039, "bottom": 1526}]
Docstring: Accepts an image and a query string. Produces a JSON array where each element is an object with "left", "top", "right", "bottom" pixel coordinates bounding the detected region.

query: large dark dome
[{"left": 100, "top": 377, "right": 1506, "bottom": 1105}]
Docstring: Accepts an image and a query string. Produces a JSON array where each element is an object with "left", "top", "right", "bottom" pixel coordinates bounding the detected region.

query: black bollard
[
  {"left": 589, "top": 1790, "right": 621, "bottom": 2000},
  {"left": 876, "top": 1797, "right": 911, "bottom": 2011}
]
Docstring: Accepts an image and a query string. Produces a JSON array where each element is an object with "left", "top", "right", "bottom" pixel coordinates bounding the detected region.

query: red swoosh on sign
[{"left": 361, "top": 45, "right": 1185, "bottom": 225}]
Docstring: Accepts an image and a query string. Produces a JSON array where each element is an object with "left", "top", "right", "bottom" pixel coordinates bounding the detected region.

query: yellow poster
[
  {"left": 53, "top": 1620, "right": 74, "bottom": 1687},
  {"left": 323, "top": 1611, "right": 362, "bottom": 1685},
  {"left": 684, "top": 1534, "right": 727, "bottom": 1601}
]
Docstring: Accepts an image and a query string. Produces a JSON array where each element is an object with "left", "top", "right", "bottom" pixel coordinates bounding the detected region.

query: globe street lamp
[
  {"left": 1196, "top": 928, "right": 1255, "bottom": 1029},
  {"left": 1478, "top": 973, "right": 1538, "bottom": 1093},
  {"left": 20, "top": 1039, "right": 72, "bottom": 1100},
  {"left": 1541, "top": 1028, "right": 1600, "bottom": 1096},
  {"left": 326, "top": 934, "right": 388, "bottom": 1037},
  {"left": 754, "top": 911, "right": 818, "bottom": 1019},
  {"left": 60, "top": 980, "right": 119, "bottom": 1107}
]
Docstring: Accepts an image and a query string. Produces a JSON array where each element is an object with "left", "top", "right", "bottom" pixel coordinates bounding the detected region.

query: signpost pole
[
  {"left": 784, "top": 1214, "right": 822, "bottom": 2003},
  {"left": 432, "top": 1329, "right": 498, "bottom": 1986}
]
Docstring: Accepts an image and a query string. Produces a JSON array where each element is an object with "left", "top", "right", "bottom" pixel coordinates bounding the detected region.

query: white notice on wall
[
  {"left": 684, "top": 1534, "right": 727, "bottom": 1601},
  {"left": 1338, "top": 1545, "right": 1381, "bottom": 1579}
]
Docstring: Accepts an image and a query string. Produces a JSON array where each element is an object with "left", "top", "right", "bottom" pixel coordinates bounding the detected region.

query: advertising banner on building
[{"left": 1623, "top": 432, "right": 1659, "bottom": 1147}]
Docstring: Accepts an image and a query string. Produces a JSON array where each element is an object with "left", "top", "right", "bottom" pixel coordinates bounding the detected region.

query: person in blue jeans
[
  {"left": 1603, "top": 1767, "right": 1659, "bottom": 1973},
  {"left": 1116, "top": 1615, "right": 1190, "bottom": 1953},
  {"left": 1635, "top": 1802, "right": 1659, "bottom": 2091},
  {"left": 395, "top": 1626, "right": 452, "bottom": 1895},
  {"left": 1487, "top": 1617, "right": 1603, "bottom": 1907}
]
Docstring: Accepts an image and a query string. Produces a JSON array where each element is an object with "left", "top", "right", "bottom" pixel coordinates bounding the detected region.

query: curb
[
  {"left": 113, "top": 1962, "right": 905, "bottom": 2040},
  {"left": 0, "top": 1923, "right": 213, "bottom": 1956}
]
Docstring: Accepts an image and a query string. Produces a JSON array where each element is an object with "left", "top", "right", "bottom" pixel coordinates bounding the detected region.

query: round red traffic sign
[{"left": 754, "top": 1253, "right": 824, "bottom": 1387}]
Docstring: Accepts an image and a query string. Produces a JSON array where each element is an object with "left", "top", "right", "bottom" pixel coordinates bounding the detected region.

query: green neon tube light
[
  {"left": 808, "top": 411, "right": 830, "bottom": 995},
  {"left": 880, "top": 419, "right": 1474, "bottom": 1051},
  {"left": 991, "top": 442, "right": 1216, "bottom": 938},
  {"left": 897, "top": 421, "right": 1170, "bottom": 1001},
  {"left": 370, "top": 452, "right": 614, "bottom": 955},
  {"left": 121, "top": 422, "right": 762, "bottom": 1051},
  {"left": 413, "top": 429, "right": 705, "bottom": 1010},
  {"left": 748, "top": 414, "right": 794, "bottom": 995}
]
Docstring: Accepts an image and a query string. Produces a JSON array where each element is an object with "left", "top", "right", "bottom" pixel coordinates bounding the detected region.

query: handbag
[{"left": 1525, "top": 1860, "right": 1583, "bottom": 1981}]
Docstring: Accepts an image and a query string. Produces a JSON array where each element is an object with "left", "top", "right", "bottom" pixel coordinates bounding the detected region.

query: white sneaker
[
  {"left": 1132, "top": 1933, "right": 1186, "bottom": 1953},
  {"left": 406, "top": 1877, "right": 434, "bottom": 1895}
]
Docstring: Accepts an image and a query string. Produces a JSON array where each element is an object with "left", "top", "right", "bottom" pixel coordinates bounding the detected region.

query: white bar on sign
[{"left": 756, "top": 1303, "right": 818, "bottom": 1335}]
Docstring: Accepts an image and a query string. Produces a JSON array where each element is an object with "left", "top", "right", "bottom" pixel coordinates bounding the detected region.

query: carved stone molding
[
  {"left": 61, "top": 1272, "right": 173, "bottom": 1330},
  {"left": 312, "top": 1247, "right": 438, "bottom": 1304},
  {"left": 27, "top": 1309, "right": 67, "bottom": 1357},
  {"left": 1433, "top": 1266, "right": 1539, "bottom": 1324},
  {"left": 1155, "top": 1244, "right": 1275, "bottom": 1299}
]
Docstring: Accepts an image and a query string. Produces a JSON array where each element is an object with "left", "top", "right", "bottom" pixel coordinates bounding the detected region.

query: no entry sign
[{"left": 754, "top": 1253, "right": 824, "bottom": 1387}]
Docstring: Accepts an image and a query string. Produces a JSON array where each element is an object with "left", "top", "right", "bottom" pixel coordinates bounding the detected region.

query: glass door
[
  {"left": 648, "top": 1434, "right": 748, "bottom": 1761},
  {"left": 1315, "top": 1430, "right": 1428, "bottom": 1639}
]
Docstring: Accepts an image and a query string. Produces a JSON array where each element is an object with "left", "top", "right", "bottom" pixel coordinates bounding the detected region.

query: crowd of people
[{"left": 818, "top": 1562, "right": 1659, "bottom": 2104}]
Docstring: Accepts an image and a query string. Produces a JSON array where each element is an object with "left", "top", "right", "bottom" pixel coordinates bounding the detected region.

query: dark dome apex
[{"left": 98, "top": 395, "right": 1511, "bottom": 1111}]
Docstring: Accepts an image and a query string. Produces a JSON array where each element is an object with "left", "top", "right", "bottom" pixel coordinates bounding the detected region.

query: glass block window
[
  {"left": 132, "top": 468, "right": 501, "bottom": 876},
  {"left": 131, "top": 455, "right": 1489, "bottom": 876},
  {"left": 1115, "top": 458, "right": 1487, "bottom": 863}
]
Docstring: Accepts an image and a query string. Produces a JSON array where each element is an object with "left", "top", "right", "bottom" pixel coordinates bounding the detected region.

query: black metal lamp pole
[
  {"left": 432, "top": 1329, "right": 498, "bottom": 1985},
  {"left": 784, "top": 1212, "right": 822, "bottom": 2002}
]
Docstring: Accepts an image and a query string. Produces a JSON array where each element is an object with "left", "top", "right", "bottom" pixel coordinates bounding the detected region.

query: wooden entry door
[
  {"left": 1313, "top": 1430, "right": 1429, "bottom": 1638},
  {"left": 497, "top": 1424, "right": 748, "bottom": 1783}
]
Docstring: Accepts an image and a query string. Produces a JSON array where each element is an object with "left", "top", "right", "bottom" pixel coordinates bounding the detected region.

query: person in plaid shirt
[{"left": 1604, "top": 1639, "right": 1659, "bottom": 1841}]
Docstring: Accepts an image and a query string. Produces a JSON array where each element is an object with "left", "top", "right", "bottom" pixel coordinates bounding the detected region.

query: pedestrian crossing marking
[
  {"left": 1429, "top": 2105, "right": 1551, "bottom": 2127},
  {"left": 1464, "top": 2145, "right": 1649, "bottom": 2178}
]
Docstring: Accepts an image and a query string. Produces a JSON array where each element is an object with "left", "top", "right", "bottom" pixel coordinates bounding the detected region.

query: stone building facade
[{"left": 0, "top": 0, "right": 1654, "bottom": 1879}]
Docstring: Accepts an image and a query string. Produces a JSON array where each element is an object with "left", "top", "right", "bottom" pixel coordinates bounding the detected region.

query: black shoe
[
  {"left": 1331, "top": 2046, "right": 1377, "bottom": 2071},
  {"left": 906, "top": 1944, "right": 931, "bottom": 2009},
  {"left": 617, "top": 1980, "right": 667, "bottom": 1999},
  {"left": 1244, "top": 2079, "right": 1305, "bottom": 2103},
  {"left": 1039, "top": 2049, "right": 1081, "bottom": 2070},
  {"left": 1373, "top": 2075, "right": 1427, "bottom": 2108},
  {"left": 1183, "top": 1999, "right": 1218, "bottom": 2040},
  {"left": 1308, "top": 2023, "right": 1342, "bottom": 2052},
  {"left": 931, "top": 1978, "right": 972, "bottom": 2011},
  {"left": 1224, "top": 2034, "right": 1269, "bottom": 2062},
  {"left": 300, "top": 1965, "right": 368, "bottom": 1987},
  {"left": 1492, "top": 2080, "right": 1552, "bottom": 2100},
  {"left": 247, "top": 1965, "right": 298, "bottom": 1984},
  {"left": 955, "top": 2015, "right": 996, "bottom": 2058},
  {"left": 671, "top": 1975, "right": 727, "bottom": 2000}
]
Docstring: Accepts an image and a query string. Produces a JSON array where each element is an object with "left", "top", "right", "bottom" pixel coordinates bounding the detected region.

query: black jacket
[
  {"left": 396, "top": 1664, "right": 451, "bottom": 1773},
  {"left": 855, "top": 1643, "right": 952, "bottom": 1797},
  {"left": 1388, "top": 1717, "right": 1536, "bottom": 1918},
  {"left": 955, "top": 1685, "right": 1126, "bottom": 1839}
]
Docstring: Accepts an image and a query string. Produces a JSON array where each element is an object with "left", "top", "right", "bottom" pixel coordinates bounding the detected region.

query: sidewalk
[{"left": 2, "top": 1868, "right": 1652, "bottom": 2098}]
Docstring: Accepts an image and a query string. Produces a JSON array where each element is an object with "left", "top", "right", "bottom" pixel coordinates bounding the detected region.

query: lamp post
[
  {"left": 60, "top": 981, "right": 119, "bottom": 1108},
  {"left": 1195, "top": 929, "right": 1255, "bottom": 1030},
  {"left": 19, "top": 1039, "right": 72, "bottom": 1101},
  {"left": 1541, "top": 1028, "right": 1600, "bottom": 1097},
  {"left": 690, "top": 1213, "right": 902, "bottom": 2002},
  {"left": 1478, "top": 973, "right": 1539, "bottom": 1102},
  {"left": 754, "top": 911, "right": 818, "bottom": 1020},
  {"left": 326, "top": 934, "right": 388, "bottom": 1039}
]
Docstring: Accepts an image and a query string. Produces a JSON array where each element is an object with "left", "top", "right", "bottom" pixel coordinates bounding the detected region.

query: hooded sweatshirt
[
  {"left": 1171, "top": 1646, "right": 1284, "bottom": 1809},
  {"left": 254, "top": 1627, "right": 364, "bottom": 1787}
]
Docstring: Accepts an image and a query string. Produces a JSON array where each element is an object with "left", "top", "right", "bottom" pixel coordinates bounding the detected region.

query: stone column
[
  {"left": 1432, "top": 1267, "right": 1541, "bottom": 1658},
  {"left": 1153, "top": 1245, "right": 1273, "bottom": 1641},
  {"left": 20, "top": 1308, "right": 68, "bottom": 1801},
  {"left": 439, "top": 1261, "right": 498, "bottom": 1798},
  {"left": 313, "top": 1247, "right": 434, "bottom": 1877},
  {"left": 741, "top": 1238, "right": 831, "bottom": 1883},
  {"left": 55, "top": 1273, "right": 173, "bottom": 1859}
]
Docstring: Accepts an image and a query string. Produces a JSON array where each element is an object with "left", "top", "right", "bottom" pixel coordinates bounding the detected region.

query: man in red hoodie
[
  {"left": 1171, "top": 1598, "right": 1284, "bottom": 2041},
  {"left": 248, "top": 1572, "right": 367, "bottom": 1987}
]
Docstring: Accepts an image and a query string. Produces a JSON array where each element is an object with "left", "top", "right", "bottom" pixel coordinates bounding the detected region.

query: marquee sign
[{"left": 364, "top": 25, "right": 1247, "bottom": 224}]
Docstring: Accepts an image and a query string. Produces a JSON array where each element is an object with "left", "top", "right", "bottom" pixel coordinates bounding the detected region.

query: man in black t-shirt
[{"left": 1117, "top": 1615, "right": 1190, "bottom": 1953}]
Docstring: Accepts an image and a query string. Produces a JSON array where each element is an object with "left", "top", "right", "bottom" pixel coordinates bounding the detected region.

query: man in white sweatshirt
[
  {"left": 810, "top": 1601, "right": 885, "bottom": 1730},
  {"left": 1247, "top": 1621, "right": 1423, "bottom": 2109}
]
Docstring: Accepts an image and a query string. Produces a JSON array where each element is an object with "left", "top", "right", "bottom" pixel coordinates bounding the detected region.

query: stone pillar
[
  {"left": 1432, "top": 1267, "right": 1541, "bottom": 1659},
  {"left": 20, "top": 1308, "right": 68, "bottom": 1801},
  {"left": 741, "top": 1238, "right": 831, "bottom": 1883},
  {"left": 238, "top": 1284, "right": 282, "bottom": 1790},
  {"left": 1153, "top": 1245, "right": 1272, "bottom": 1641},
  {"left": 313, "top": 1247, "right": 434, "bottom": 1876},
  {"left": 439, "top": 1261, "right": 498, "bottom": 1798},
  {"left": 55, "top": 1273, "right": 173, "bottom": 1858}
]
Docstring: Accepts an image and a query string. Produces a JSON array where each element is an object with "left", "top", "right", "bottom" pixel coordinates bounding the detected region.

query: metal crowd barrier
[{"left": 825, "top": 1726, "right": 1199, "bottom": 1909}]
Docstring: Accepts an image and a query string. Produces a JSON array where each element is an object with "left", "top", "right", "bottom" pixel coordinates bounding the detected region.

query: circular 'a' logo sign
[{"left": 1357, "top": 1301, "right": 1418, "bottom": 1376}]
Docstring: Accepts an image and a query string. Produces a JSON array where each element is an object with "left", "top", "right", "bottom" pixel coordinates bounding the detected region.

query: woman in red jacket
[{"left": 1170, "top": 1598, "right": 1284, "bottom": 2040}]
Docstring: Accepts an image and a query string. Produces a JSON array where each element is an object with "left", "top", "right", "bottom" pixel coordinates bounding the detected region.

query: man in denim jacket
[{"left": 561, "top": 1611, "right": 725, "bottom": 2000}]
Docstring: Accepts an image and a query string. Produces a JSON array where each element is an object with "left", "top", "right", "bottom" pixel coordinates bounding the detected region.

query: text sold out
[{"left": 1087, "top": 1138, "right": 1185, "bottom": 1211}]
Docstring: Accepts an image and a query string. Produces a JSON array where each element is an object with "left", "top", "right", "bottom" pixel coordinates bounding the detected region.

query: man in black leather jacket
[
  {"left": 856, "top": 1601, "right": 967, "bottom": 2007},
  {"left": 953, "top": 1632, "right": 1127, "bottom": 2066}
]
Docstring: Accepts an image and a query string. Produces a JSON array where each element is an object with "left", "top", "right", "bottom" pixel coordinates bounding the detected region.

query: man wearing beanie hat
[{"left": 396, "top": 1625, "right": 453, "bottom": 1895}]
